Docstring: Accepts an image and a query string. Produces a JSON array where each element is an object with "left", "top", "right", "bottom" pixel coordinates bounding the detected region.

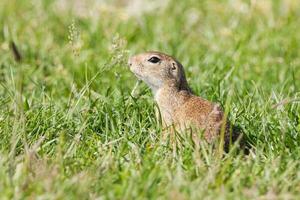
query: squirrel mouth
[
  {"left": 133, "top": 72, "right": 142, "bottom": 81},
  {"left": 129, "top": 63, "right": 143, "bottom": 81},
  {"left": 130, "top": 68, "right": 143, "bottom": 80}
]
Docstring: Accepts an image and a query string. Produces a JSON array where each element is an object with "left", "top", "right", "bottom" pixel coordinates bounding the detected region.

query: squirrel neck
[{"left": 153, "top": 80, "right": 192, "bottom": 125}]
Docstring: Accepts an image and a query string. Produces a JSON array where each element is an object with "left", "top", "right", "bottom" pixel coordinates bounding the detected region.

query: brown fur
[{"left": 128, "top": 51, "right": 242, "bottom": 149}]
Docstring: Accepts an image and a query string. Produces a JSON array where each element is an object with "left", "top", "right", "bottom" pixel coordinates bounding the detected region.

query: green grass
[{"left": 0, "top": 0, "right": 300, "bottom": 199}]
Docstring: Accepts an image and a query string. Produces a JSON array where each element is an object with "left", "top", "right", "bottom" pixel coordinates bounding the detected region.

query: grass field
[{"left": 0, "top": 0, "right": 300, "bottom": 199}]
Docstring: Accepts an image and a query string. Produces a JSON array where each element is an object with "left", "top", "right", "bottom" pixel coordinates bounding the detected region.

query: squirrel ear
[{"left": 171, "top": 62, "right": 176, "bottom": 70}]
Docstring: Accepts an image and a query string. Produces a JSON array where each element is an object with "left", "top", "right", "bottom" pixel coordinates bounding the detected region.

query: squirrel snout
[
  {"left": 128, "top": 57, "right": 133, "bottom": 68},
  {"left": 128, "top": 56, "right": 138, "bottom": 69}
]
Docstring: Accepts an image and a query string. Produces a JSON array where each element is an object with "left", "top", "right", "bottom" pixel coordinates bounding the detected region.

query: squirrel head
[{"left": 128, "top": 51, "right": 190, "bottom": 93}]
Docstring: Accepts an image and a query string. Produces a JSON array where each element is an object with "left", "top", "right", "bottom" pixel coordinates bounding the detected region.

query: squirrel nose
[{"left": 128, "top": 57, "right": 134, "bottom": 68}]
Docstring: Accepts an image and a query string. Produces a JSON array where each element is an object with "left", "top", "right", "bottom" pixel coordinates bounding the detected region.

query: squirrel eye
[{"left": 148, "top": 56, "right": 161, "bottom": 63}]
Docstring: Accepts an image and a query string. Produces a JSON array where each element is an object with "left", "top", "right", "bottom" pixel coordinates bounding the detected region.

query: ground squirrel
[{"left": 128, "top": 51, "right": 243, "bottom": 150}]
